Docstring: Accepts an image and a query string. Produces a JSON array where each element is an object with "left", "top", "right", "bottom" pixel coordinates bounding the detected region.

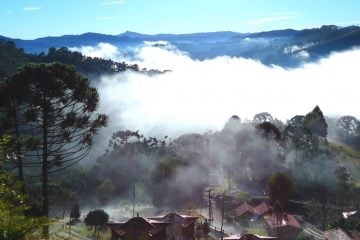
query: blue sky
[{"left": 1, "top": 0, "right": 360, "bottom": 39}]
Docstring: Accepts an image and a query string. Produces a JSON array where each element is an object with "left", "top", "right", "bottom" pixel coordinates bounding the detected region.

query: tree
[
  {"left": 1, "top": 63, "right": 108, "bottom": 237},
  {"left": 202, "top": 219, "right": 210, "bottom": 237},
  {"left": 70, "top": 203, "right": 81, "bottom": 220},
  {"left": 253, "top": 112, "right": 274, "bottom": 125},
  {"left": 96, "top": 178, "right": 114, "bottom": 205},
  {"left": 284, "top": 106, "right": 328, "bottom": 157},
  {"left": 84, "top": 209, "right": 109, "bottom": 235},
  {"left": 256, "top": 122, "right": 282, "bottom": 141},
  {"left": 334, "top": 166, "right": 351, "bottom": 208},
  {"left": 222, "top": 115, "right": 242, "bottom": 132},
  {"left": 0, "top": 135, "right": 47, "bottom": 240},
  {"left": 303, "top": 106, "right": 328, "bottom": 138},
  {"left": 267, "top": 172, "right": 295, "bottom": 210},
  {"left": 0, "top": 68, "right": 32, "bottom": 193}
]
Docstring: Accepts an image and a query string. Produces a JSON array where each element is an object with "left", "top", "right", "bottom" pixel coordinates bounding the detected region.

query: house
[
  {"left": 148, "top": 212, "right": 198, "bottom": 240},
  {"left": 108, "top": 216, "right": 169, "bottom": 240},
  {"left": 324, "top": 228, "right": 353, "bottom": 240},
  {"left": 254, "top": 202, "right": 271, "bottom": 216},
  {"left": 263, "top": 213, "right": 301, "bottom": 240},
  {"left": 108, "top": 212, "right": 198, "bottom": 240},
  {"left": 234, "top": 202, "right": 255, "bottom": 222},
  {"left": 224, "top": 233, "right": 278, "bottom": 240}
]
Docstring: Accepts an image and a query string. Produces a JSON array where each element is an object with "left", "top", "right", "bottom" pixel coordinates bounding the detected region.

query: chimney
[{"left": 137, "top": 213, "right": 139, "bottom": 218}]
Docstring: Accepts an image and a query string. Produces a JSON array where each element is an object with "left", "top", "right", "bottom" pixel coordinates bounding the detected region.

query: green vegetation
[
  {"left": 70, "top": 203, "right": 81, "bottom": 220},
  {"left": 0, "top": 40, "right": 359, "bottom": 238},
  {"left": 84, "top": 209, "right": 109, "bottom": 235},
  {"left": 0, "top": 40, "right": 142, "bottom": 83},
  {"left": 329, "top": 141, "right": 360, "bottom": 160},
  {"left": 0, "top": 135, "right": 48, "bottom": 239},
  {"left": 0, "top": 63, "right": 108, "bottom": 238},
  {"left": 267, "top": 172, "right": 295, "bottom": 210}
]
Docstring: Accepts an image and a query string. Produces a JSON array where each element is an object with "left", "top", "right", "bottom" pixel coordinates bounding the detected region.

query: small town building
[
  {"left": 224, "top": 233, "right": 278, "bottom": 240},
  {"left": 108, "top": 212, "right": 198, "bottom": 240},
  {"left": 263, "top": 213, "right": 302, "bottom": 240},
  {"left": 108, "top": 216, "right": 169, "bottom": 240},
  {"left": 148, "top": 212, "right": 198, "bottom": 240},
  {"left": 254, "top": 202, "right": 271, "bottom": 216},
  {"left": 234, "top": 202, "right": 255, "bottom": 222}
]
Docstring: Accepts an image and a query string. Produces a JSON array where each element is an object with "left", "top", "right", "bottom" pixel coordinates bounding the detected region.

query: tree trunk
[
  {"left": 42, "top": 108, "right": 49, "bottom": 239},
  {"left": 13, "top": 108, "right": 26, "bottom": 194}
]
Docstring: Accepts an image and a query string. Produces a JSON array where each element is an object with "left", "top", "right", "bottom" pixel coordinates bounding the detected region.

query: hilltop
[{"left": 2, "top": 25, "right": 360, "bottom": 67}]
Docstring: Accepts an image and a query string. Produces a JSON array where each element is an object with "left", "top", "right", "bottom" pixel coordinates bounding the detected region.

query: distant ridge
[{"left": 1, "top": 25, "right": 360, "bottom": 67}]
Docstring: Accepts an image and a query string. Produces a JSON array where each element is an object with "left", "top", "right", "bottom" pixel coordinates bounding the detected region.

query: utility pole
[
  {"left": 200, "top": 192, "right": 203, "bottom": 217},
  {"left": 220, "top": 195, "right": 224, "bottom": 240},
  {"left": 68, "top": 224, "right": 71, "bottom": 239},
  {"left": 132, "top": 184, "right": 136, "bottom": 218},
  {"left": 205, "top": 188, "right": 214, "bottom": 225}
]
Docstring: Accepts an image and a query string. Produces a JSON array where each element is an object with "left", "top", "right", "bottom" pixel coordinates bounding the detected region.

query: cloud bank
[
  {"left": 24, "top": 6, "right": 43, "bottom": 11},
  {"left": 75, "top": 42, "right": 360, "bottom": 138},
  {"left": 70, "top": 43, "right": 122, "bottom": 60}
]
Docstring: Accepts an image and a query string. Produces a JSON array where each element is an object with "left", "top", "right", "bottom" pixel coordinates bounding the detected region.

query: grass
[
  {"left": 245, "top": 221, "right": 268, "bottom": 236},
  {"left": 48, "top": 218, "right": 111, "bottom": 240},
  {"left": 245, "top": 226, "right": 268, "bottom": 236},
  {"left": 329, "top": 140, "right": 360, "bottom": 160}
]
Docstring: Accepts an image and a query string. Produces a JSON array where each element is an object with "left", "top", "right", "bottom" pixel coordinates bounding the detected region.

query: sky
[{"left": 1, "top": 0, "right": 360, "bottom": 39}]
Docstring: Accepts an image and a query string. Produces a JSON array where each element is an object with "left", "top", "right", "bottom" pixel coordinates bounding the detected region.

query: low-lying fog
[{"left": 72, "top": 42, "right": 360, "bottom": 153}]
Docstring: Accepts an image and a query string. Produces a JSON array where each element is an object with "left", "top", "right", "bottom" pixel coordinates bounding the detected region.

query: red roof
[
  {"left": 254, "top": 202, "right": 271, "bottom": 216},
  {"left": 234, "top": 203, "right": 255, "bottom": 217},
  {"left": 224, "top": 233, "right": 278, "bottom": 240},
  {"left": 148, "top": 212, "right": 198, "bottom": 227},
  {"left": 108, "top": 217, "right": 170, "bottom": 239},
  {"left": 263, "top": 213, "right": 301, "bottom": 229}
]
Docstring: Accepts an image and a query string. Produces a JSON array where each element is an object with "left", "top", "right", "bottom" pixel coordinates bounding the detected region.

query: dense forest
[
  {"left": 0, "top": 39, "right": 167, "bottom": 82},
  {"left": 0, "top": 40, "right": 359, "bottom": 239}
]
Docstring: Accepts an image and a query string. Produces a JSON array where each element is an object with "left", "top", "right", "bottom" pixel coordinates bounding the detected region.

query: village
[{"left": 104, "top": 193, "right": 360, "bottom": 240}]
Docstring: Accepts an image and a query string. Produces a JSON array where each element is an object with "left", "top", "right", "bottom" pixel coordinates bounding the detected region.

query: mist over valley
[{"left": 1, "top": 5, "right": 360, "bottom": 238}]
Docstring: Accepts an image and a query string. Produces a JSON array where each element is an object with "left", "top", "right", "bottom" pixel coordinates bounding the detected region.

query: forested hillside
[
  {"left": 0, "top": 39, "right": 359, "bottom": 239},
  {"left": 0, "top": 39, "right": 141, "bottom": 82}
]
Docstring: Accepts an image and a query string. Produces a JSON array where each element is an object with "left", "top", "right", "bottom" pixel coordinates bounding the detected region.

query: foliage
[
  {"left": 96, "top": 178, "right": 114, "bottom": 205},
  {"left": 303, "top": 106, "right": 328, "bottom": 138},
  {"left": 0, "top": 40, "right": 29, "bottom": 81},
  {"left": 0, "top": 40, "right": 142, "bottom": 83},
  {"left": 267, "top": 172, "right": 295, "bottom": 210},
  {"left": 334, "top": 166, "right": 352, "bottom": 207},
  {"left": 235, "top": 191, "right": 251, "bottom": 204},
  {"left": 0, "top": 135, "right": 47, "bottom": 240},
  {"left": 70, "top": 203, "right": 81, "bottom": 220},
  {"left": 284, "top": 106, "right": 329, "bottom": 159},
  {"left": 256, "top": 122, "right": 282, "bottom": 141},
  {"left": 334, "top": 116, "right": 360, "bottom": 151},
  {"left": 253, "top": 112, "right": 274, "bottom": 125},
  {"left": 36, "top": 47, "right": 139, "bottom": 77},
  {"left": 0, "top": 63, "right": 107, "bottom": 238},
  {"left": 84, "top": 209, "right": 109, "bottom": 234}
]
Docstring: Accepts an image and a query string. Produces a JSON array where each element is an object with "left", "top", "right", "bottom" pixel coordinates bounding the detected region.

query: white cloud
[
  {"left": 70, "top": 43, "right": 122, "bottom": 60},
  {"left": 296, "top": 50, "right": 310, "bottom": 59},
  {"left": 24, "top": 6, "right": 42, "bottom": 11},
  {"left": 100, "top": 1, "right": 125, "bottom": 6},
  {"left": 247, "top": 12, "right": 301, "bottom": 26},
  {"left": 96, "top": 16, "right": 123, "bottom": 20},
  {"left": 75, "top": 42, "right": 360, "bottom": 137}
]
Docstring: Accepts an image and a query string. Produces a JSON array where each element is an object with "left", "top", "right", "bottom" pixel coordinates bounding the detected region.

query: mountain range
[{"left": 2, "top": 25, "right": 360, "bottom": 67}]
